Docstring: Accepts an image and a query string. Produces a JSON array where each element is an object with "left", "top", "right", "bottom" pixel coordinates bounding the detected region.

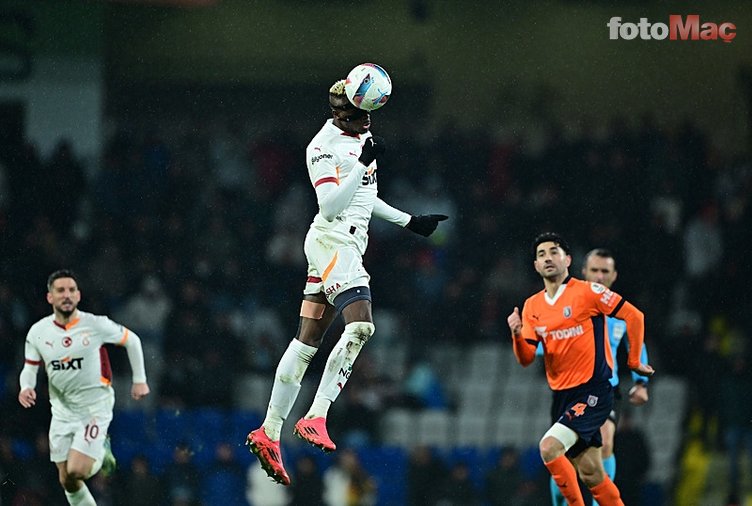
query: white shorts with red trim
[
  {"left": 303, "top": 227, "right": 370, "bottom": 305},
  {"left": 49, "top": 395, "right": 114, "bottom": 463}
]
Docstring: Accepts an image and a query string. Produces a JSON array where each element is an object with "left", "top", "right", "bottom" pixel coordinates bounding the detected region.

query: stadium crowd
[{"left": 0, "top": 108, "right": 750, "bottom": 504}]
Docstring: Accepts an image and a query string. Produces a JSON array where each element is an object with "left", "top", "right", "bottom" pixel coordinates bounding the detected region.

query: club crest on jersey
[
  {"left": 62, "top": 336, "right": 72, "bottom": 348},
  {"left": 587, "top": 395, "right": 599, "bottom": 407},
  {"left": 563, "top": 306, "right": 572, "bottom": 318}
]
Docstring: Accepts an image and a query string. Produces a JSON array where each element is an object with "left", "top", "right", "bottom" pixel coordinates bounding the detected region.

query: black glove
[
  {"left": 406, "top": 214, "right": 449, "bottom": 237},
  {"left": 358, "top": 136, "right": 385, "bottom": 166}
]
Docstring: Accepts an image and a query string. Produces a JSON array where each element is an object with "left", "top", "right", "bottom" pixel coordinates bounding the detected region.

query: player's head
[
  {"left": 582, "top": 248, "right": 618, "bottom": 288},
  {"left": 329, "top": 79, "right": 370, "bottom": 135},
  {"left": 532, "top": 232, "right": 572, "bottom": 281},
  {"left": 46, "top": 269, "right": 80, "bottom": 317}
]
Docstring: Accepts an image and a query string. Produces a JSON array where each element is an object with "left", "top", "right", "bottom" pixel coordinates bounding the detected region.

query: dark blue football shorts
[{"left": 549, "top": 380, "right": 614, "bottom": 458}]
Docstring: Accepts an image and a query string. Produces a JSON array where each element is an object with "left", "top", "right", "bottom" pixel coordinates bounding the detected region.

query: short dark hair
[
  {"left": 47, "top": 269, "right": 79, "bottom": 291},
  {"left": 584, "top": 248, "right": 616, "bottom": 269},
  {"left": 532, "top": 232, "right": 571, "bottom": 258}
]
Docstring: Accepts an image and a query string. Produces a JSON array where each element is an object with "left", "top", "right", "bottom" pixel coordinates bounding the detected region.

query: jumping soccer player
[{"left": 245, "top": 76, "right": 447, "bottom": 485}]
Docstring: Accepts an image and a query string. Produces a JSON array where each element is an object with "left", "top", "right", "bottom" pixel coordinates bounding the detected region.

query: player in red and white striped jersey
[{"left": 18, "top": 269, "right": 149, "bottom": 506}]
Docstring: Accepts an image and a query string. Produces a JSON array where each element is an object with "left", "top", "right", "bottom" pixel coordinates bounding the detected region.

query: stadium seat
[
  {"left": 458, "top": 382, "right": 496, "bottom": 415},
  {"left": 415, "top": 409, "right": 453, "bottom": 449},
  {"left": 455, "top": 413, "right": 491, "bottom": 447},
  {"left": 380, "top": 408, "right": 415, "bottom": 448},
  {"left": 232, "top": 373, "right": 273, "bottom": 412}
]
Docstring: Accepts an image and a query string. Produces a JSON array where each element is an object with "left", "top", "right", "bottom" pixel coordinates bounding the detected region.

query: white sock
[
  {"left": 306, "top": 322, "right": 370, "bottom": 419},
  {"left": 65, "top": 483, "right": 96, "bottom": 506},
  {"left": 262, "top": 338, "right": 318, "bottom": 440}
]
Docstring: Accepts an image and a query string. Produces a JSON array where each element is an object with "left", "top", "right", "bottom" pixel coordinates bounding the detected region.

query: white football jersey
[
  {"left": 24, "top": 311, "right": 128, "bottom": 416},
  {"left": 306, "top": 120, "right": 378, "bottom": 254}
]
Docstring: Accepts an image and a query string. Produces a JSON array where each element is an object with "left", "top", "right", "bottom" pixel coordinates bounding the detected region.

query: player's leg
[
  {"left": 295, "top": 294, "right": 374, "bottom": 452},
  {"left": 57, "top": 450, "right": 98, "bottom": 505},
  {"left": 261, "top": 294, "right": 337, "bottom": 439},
  {"left": 50, "top": 416, "right": 96, "bottom": 505},
  {"left": 247, "top": 293, "right": 337, "bottom": 485},
  {"left": 573, "top": 446, "right": 623, "bottom": 506},
  {"left": 599, "top": 417, "right": 617, "bottom": 494},
  {"left": 549, "top": 473, "right": 569, "bottom": 506},
  {"left": 540, "top": 423, "right": 585, "bottom": 506}
]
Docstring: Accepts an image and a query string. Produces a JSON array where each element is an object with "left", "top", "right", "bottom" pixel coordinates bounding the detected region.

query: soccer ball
[{"left": 345, "top": 63, "right": 392, "bottom": 111}]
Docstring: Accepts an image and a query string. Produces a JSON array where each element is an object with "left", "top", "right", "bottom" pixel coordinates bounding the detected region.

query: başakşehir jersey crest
[
  {"left": 24, "top": 311, "right": 131, "bottom": 417},
  {"left": 520, "top": 277, "right": 623, "bottom": 391}
]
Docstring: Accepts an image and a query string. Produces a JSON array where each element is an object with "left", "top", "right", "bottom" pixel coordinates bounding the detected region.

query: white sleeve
[
  {"left": 315, "top": 165, "right": 368, "bottom": 221},
  {"left": 121, "top": 329, "right": 147, "bottom": 383},
  {"left": 94, "top": 315, "right": 129, "bottom": 345},
  {"left": 20, "top": 335, "right": 40, "bottom": 390},
  {"left": 372, "top": 198, "right": 411, "bottom": 227}
]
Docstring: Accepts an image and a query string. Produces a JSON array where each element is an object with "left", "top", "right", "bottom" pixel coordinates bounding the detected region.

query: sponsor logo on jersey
[
  {"left": 535, "top": 325, "right": 584, "bottom": 343},
  {"left": 590, "top": 282, "right": 606, "bottom": 294},
  {"left": 50, "top": 357, "right": 84, "bottom": 371},
  {"left": 310, "top": 153, "right": 333, "bottom": 164},
  {"left": 361, "top": 168, "right": 377, "bottom": 186},
  {"left": 600, "top": 290, "right": 616, "bottom": 306}
]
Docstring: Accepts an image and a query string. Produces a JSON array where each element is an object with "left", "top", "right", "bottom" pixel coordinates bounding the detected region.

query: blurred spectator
[
  {"left": 15, "top": 431, "right": 62, "bottom": 505},
  {"left": 43, "top": 139, "right": 87, "bottom": 234},
  {"left": 614, "top": 410, "right": 651, "bottom": 506},
  {"left": 401, "top": 357, "right": 448, "bottom": 410},
  {"left": 203, "top": 443, "right": 246, "bottom": 506},
  {"left": 718, "top": 325, "right": 752, "bottom": 506},
  {"left": 114, "top": 454, "right": 162, "bottom": 506},
  {"left": 683, "top": 201, "right": 723, "bottom": 317},
  {"left": 407, "top": 445, "right": 446, "bottom": 506},
  {"left": 290, "top": 454, "right": 325, "bottom": 506},
  {"left": 485, "top": 448, "right": 523, "bottom": 506},
  {"left": 115, "top": 274, "right": 173, "bottom": 347},
  {"left": 437, "top": 461, "right": 480, "bottom": 506},
  {"left": 246, "top": 459, "right": 289, "bottom": 506},
  {"left": 322, "top": 449, "right": 377, "bottom": 506},
  {"left": 164, "top": 443, "right": 202, "bottom": 506}
]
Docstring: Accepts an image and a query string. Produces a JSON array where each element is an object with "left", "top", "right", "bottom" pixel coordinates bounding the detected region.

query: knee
[
  {"left": 345, "top": 321, "right": 375, "bottom": 343},
  {"left": 539, "top": 437, "right": 564, "bottom": 463},
  {"left": 601, "top": 440, "right": 614, "bottom": 458},
  {"left": 59, "top": 469, "right": 84, "bottom": 492},
  {"left": 577, "top": 463, "right": 605, "bottom": 487}
]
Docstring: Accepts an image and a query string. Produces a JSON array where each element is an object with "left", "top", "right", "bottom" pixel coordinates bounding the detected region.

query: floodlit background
[{"left": 0, "top": 1, "right": 750, "bottom": 505}]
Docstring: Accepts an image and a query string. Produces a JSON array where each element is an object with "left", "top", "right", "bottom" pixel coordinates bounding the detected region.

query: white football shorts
[
  {"left": 49, "top": 398, "right": 114, "bottom": 464},
  {"left": 303, "top": 228, "right": 370, "bottom": 305}
]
